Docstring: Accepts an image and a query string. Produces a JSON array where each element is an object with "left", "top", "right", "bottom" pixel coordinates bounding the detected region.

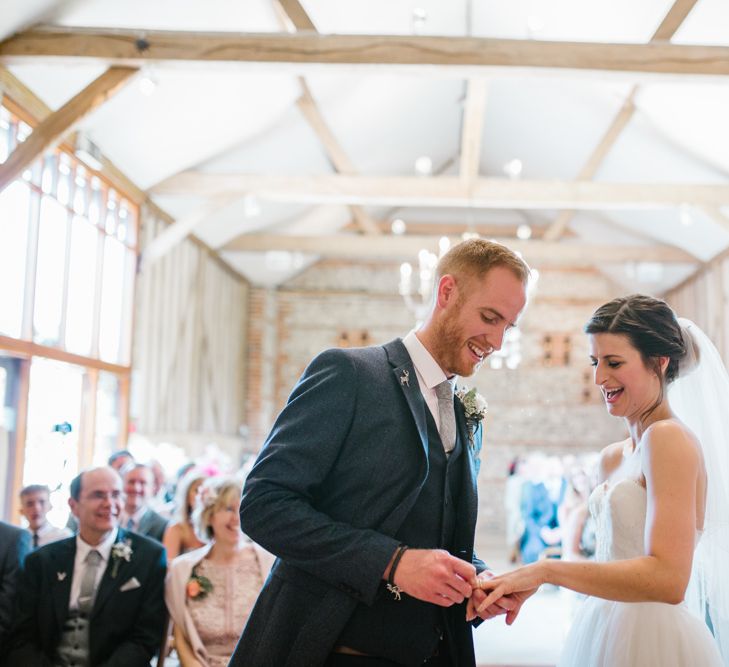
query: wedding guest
[
  {"left": 163, "top": 469, "right": 207, "bottom": 560},
  {"left": 121, "top": 463, "right": 169, "bottom": 542},
  {"left": 148, "top": 459, "right": 175, "bottom": 516},
  {"left": 504, "top": 457, "right": 526, "bottom": 564},
  {"left": 559, "top": 458, "right": 597, "bottom": 562},
  {"left": 66, "top": 450, "right": 135, "bottom": 534},
  {"left": 0, "top": 521, "right": 31, "bottom": 656},
  {"left": 6, "top": 466, "right": 167, "bottom": 666},
  {"left": 19, "top": 484, "right": 72, "bottom": 549},
  {"left": 519, "top": 455, "right": 558, "bottom": 564},
  {"left": 108, "top": 449, "right": 135, "bottom": 473},
  {"left": 165, "top": 477, "right": 273, "bottom": 667}
]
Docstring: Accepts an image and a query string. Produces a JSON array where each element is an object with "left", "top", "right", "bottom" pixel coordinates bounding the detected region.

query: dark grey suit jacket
[
  {"left": 136, "top": 508, "right": 168, "bottom": 543},
  {"left": 231, "top": 339, "right": 484, "bottom": 667},
  {"left": 0, "top": 521, "right": 31, "bottom": 656},
  {"left": 6, "top": 528, "right": 167, "bottom": 667}
]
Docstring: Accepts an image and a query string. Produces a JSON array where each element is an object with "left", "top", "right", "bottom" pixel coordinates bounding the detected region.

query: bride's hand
[
  {"left": 466, "top": 571, "right": 517, "bottom": 622},
  {"left": 475, "top": 563, "right": 545, "bottom": 624}
]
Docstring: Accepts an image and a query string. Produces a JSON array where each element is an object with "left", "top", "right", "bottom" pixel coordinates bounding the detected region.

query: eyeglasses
[{"left": 83, "top": 490, "right": 124, "bottom": 502}]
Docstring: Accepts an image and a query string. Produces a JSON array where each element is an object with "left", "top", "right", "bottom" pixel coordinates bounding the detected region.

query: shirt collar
[
  {"left": 402, "top": 331, "right": 456, "bottom": 391},
  {"left": 130, "top": 506, "right": 147, "bottom": 524},
  {"left": 76, "top": 527, "right": 118, "bottom": 563},
  {"left": 36, "top": 521, "right": 52, "bottom": 536}
]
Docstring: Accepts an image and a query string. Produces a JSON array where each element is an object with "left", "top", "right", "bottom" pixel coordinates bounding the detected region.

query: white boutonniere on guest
[
  {"left": 455, "top": 386, "right": 488, "bottom": 449},
  {"left": 110, "top": 539, "right": 133, "bottom": 578}
]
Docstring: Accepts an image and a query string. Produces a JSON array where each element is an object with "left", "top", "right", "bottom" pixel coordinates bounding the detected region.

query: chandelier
[{"left": 399, "top": 237, "right": 450, "bottom": 326}]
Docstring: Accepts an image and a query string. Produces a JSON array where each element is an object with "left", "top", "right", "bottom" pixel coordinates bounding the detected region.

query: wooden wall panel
[
  {"left": 132, "top": 206, "right": 248, "bottom": 435},
  {"left": 665, "top": 255, "right": 729, "bottom": 364}
]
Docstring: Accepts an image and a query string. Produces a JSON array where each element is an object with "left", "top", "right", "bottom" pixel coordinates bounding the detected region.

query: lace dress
[
  {"left": 557, "top": 473, "right": 723, "bottom": 666},
  {"left": 187, "top": 546, "right": 264, "bottom": 667}
]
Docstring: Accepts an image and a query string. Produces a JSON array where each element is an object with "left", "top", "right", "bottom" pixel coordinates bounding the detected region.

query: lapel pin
[
  {"left": 57, "top": 572, "right": 67, "bottom": 581},
  {"left": 399, "top": 369, "right": 410, "bottom": 387}
]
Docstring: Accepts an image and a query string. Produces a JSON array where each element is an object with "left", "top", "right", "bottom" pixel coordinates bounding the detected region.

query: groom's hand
[
  {"left": 466, "top": 571, "right": 517, "bottom": 622},
  {"left": 389, "top": 549, "right": 476, "bottom": 607}
]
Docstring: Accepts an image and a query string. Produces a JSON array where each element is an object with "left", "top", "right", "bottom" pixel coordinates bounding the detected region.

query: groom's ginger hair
[{"left": 436, "top": 239, "right": 530, "bottom": 287}]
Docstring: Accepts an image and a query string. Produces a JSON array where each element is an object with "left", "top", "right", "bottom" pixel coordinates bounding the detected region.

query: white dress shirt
[
  {"left": 34, "top": 521, "right": 73, "bottom": 548},
  {"left": 69, "top": 528, "right": 118, "bottom": 610},
  {"left": 120, "top": 506, "right": 147, "bottom": 532},
  {"left": 402, "top": 330, "right": 456, "bottom": 431}
]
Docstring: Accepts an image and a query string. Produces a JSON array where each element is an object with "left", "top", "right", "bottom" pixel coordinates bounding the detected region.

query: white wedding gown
[{"left": 557, "top": 475, "right": 724, "bottom": 666}]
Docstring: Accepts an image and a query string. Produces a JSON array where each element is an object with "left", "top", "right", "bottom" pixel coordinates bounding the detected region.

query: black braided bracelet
[{"left": 386, "top": 545, "right": 409, "bottom": 601}]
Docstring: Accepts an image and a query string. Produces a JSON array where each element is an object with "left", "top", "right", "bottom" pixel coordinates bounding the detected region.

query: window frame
[{"left": 1, "top": 96, "right": 137, "bottom": 522}]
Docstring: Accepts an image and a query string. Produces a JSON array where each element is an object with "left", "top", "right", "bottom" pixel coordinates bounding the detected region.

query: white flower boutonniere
[
  {"left": 455, "top": 386, "right": 488, "bottom": 449},
  {"left": 111, "top": 539, "right": 133, "bottom": 578}
]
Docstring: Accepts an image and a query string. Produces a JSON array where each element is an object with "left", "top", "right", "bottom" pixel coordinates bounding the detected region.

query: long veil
[{"left": 669, "top": 319, "right": 729, "bottom": 664}]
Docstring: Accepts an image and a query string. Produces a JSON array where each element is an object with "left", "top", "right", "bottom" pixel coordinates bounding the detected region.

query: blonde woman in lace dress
[{"left": 165, "top": 477, "right": 274, "bottom": 667}]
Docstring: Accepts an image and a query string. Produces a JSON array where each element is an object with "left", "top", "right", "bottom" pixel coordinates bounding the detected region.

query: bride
[{"left": 475, "top": 294, "right": 728, "bottom": 666}]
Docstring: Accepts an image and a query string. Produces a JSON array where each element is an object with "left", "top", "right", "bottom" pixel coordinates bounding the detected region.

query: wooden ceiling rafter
[
  {"left": 341, "top": 220, "right": 577, "bottom": 238},
  {"left": 459, "top": 78, "right": 488, "bottom": 186},
  {"left": 221, "top": 233, "right": 697, "bottom": 266},
  {"left": 3, "top": 29, "right": 729, "bottom": 80},
  {"left": 0, "top": 66, "right": 136, "bottom": 191},
  {"left": 141, "top": 194, "right": 240, "bottom": 269},
  {"left": 152, "top": 173, "right": 729, "bottom": 209},
  {"left": 0, "top": 66, "right": 245, "bottom": 282},
  {"left": 275, "top": 0, "right": 380, "bottom": 236},
  {"left": 543, "top": 0, "right": 700, "bottom": 242}
]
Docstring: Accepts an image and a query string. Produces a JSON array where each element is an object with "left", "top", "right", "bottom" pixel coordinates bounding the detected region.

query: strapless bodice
[{"left": 589, "top": 478, "right": 647, "bottom": 562}]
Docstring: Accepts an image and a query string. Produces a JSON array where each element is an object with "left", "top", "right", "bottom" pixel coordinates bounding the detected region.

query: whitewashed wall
[{"left": 132, "top": 206, "right": 249, "bottom": 439}]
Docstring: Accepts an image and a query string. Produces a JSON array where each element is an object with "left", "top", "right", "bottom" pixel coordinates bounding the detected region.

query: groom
[{"left": 231, "top": 239, "right": 530, "bottom": 666}]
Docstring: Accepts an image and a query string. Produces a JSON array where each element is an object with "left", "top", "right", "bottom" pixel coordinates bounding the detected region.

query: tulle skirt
[{"left": 558, "top": 596, "right": 724, "bottom": 666}]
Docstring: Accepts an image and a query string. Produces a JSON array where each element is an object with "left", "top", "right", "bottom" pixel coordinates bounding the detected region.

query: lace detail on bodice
[
  {"left": 187, "top": 545, "right": 263, "bottom": 667},
  {"left": 589, "top": 478, "right": 647, "bottom": 562}
]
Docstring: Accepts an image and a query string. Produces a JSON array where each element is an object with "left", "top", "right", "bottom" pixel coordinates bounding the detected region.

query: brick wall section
[
  {"left": 245, "top": 260, "right": 628, "bottom": 546},
  {"left": 245, "top": 288, "right": 280, "bottom": 449}
]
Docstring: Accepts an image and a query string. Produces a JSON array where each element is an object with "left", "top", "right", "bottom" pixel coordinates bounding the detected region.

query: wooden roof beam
[
  {"left": 221, "top": 233, "right": 697, "bottom": 266},
  {"left": 3, "top": 29, "right": 729, "bottom": 80},
  {"left": 544, "top": 0, "right": 700, "bottom": 241},
  {"left": 0, "top": 66, "right": 136, "bottom": 191},
  {"left": 459, "top": 78, "right": 488, "bottom": 186},
  {"left": 151, "top": 173, "right": 729, "bottom": 209}
]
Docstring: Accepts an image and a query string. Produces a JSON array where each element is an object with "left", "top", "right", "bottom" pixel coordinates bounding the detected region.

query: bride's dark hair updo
[{"left": 585, "top": 295, "right": 687, "bottom": 420}]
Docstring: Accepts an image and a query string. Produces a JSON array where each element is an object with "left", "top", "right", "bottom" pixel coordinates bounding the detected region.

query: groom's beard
[{"left": 432, "top": 313, "right": 484, "bottom": 378}]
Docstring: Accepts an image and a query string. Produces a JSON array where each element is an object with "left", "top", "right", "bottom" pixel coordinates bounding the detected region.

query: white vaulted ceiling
[{"left": 1, "top": 0, "right": 728, "bottom": 289}]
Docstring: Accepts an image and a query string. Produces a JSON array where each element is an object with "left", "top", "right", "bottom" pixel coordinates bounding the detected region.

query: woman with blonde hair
[{"left": 165, "top": 477, "right": 273, "bottom": 667}]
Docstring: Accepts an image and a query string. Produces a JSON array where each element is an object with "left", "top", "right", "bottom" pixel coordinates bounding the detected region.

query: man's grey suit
[
  {"left": 135, "top": 508, "right": 168, "bottom": 543},
  {"left": 0, "top": 521, "right": 31, "bottom": 656},
  {"left": 230, "top": 339, "right": 485, "bottom": 667}
]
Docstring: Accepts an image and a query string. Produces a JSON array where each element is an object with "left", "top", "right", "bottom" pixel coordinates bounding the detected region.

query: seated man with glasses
[{"left": 5, "top": 466, "right": 168, "bottom": 667}]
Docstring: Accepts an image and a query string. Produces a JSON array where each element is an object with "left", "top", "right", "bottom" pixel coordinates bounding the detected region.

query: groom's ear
[{"left": 437, "top": 274, "right": 458, "bottom": 308}]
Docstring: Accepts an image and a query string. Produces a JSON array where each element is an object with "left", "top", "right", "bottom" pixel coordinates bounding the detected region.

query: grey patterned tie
[
  {"left": 78, "top": 549, "right": 102, "bottom": 615},
  {"left": 435, "top": 380, "right": 456, "bottom": 453}
]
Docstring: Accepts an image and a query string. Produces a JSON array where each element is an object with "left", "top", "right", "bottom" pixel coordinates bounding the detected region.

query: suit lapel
[
  {"left": 455, "top": 399, "right": 479, "bottom": 526},
  {"left": 92, "top": 530, "right": 130, "bottom": 617},
  {"left": 378, "top": 339, "right": 431, "bottom": 535},
  {"left": 383, "top": 339, "right": 429, "bottom": 461},
  {"left": 51, "top": 538, "right": 76, "bottom": 628},
  {"left": 136, "top": 509, "right": 149, "bottom": 534}
]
